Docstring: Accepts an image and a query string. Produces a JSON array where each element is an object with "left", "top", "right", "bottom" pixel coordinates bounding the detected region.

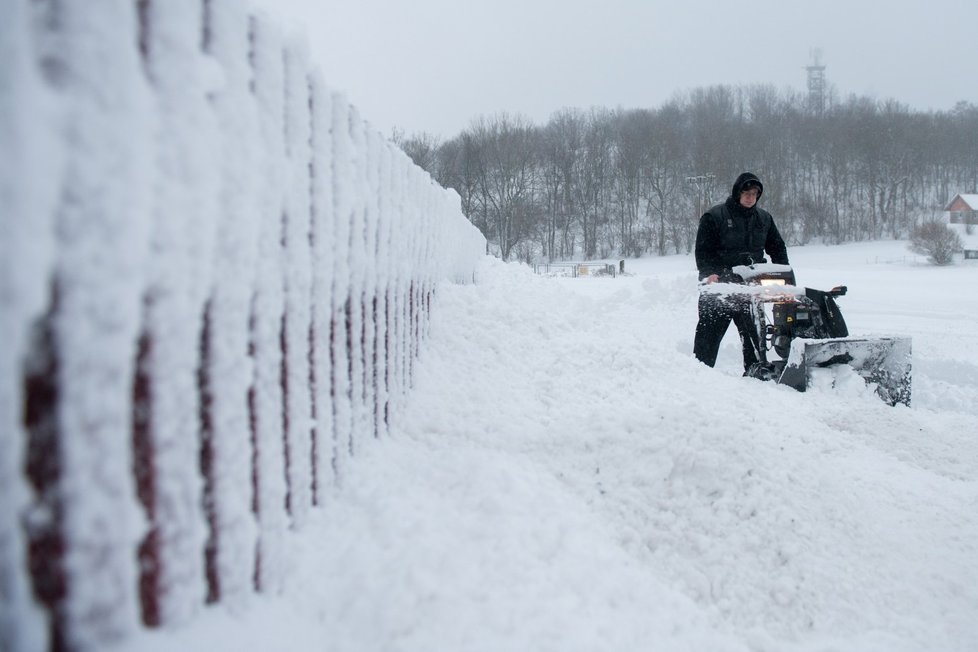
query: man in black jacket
[{"left": 693, "top": 172, "right": 789, "bottom": 371}]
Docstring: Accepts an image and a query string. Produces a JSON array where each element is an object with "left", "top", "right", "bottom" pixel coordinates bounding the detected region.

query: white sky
[{"left": 249, "top": 0, "right": 978, "bottom": 139}]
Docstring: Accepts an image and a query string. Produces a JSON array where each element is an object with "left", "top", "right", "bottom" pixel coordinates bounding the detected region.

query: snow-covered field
[{"left": 131, "top": 239, "right": 978, "bottom": 652}]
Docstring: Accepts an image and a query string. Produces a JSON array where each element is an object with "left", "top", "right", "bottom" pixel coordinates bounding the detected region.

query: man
[{"left": 693, "top": 172, "right": 789, "bottom": 371}]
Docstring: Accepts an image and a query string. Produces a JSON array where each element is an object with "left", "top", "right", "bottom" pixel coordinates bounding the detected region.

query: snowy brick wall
[{"left": 0, "top": 1, "right": 486, "bottom": 650}]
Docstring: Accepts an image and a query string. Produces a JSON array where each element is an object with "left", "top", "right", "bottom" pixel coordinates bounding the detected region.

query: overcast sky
[{"left": 249, "top": 0, "right": 978, "bottom": 140}]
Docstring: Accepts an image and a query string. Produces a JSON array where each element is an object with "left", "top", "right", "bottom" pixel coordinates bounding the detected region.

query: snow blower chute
[{"left": 710, "top": 263, "right": 912, "bottom": 406}]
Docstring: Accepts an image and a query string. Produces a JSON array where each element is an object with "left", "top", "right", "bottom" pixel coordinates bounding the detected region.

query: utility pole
[{"left": 685, "top": 173, "right": 716, "bottom": 222}]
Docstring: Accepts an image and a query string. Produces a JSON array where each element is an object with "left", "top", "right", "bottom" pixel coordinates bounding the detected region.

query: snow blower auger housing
[{"left": 723, "top": 263, "right": 911, "bottom": 406}]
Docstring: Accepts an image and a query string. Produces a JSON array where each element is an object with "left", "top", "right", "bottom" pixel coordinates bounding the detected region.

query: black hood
[{"left": 730, "top": 172, "right": 763, "bottom": 200}]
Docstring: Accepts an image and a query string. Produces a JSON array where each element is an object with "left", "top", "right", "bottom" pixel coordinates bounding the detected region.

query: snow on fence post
[
  {"left": 248, "top": 13, "right": 289, "bottom": 594},
  {"left": 407, "top": 172, "right": 424, "bottom": 385},
  {"left": 447, "top": 189, "right": 483, "bottom": 283},
  {"left": 20, "top": 1, "right": 156, "bottom": 648},
  {"left": 199, "top": 0, "right": 261, "bottom": 609},
  {"left": 330, "top": 92, "right": 355, "bottom": 471},
  {"left": 419, "top": 176, "right": 433, "bottom": 365},
  {"left": 385, "top": 144, "right": 404, "bottom": 424},
  {"left": 0, "top": 1, "right": 58, "bottom": 649},
  {"left": 393, "top": 151, "right": 416, "bottom": 415},
  {"left": 363, "top": 129, "right": 380, "bottom": 440},
  {"left": 309, "top": 72, "right": 337, "bottom": 495},
  {"left": 374, "top": 142, "right": 395, "bottom": 434},
  {"left": 347, "top": 107, "right": 370, "bottom": 456},
  {"left": 385, "top": 151, "right": 406, "bottom": 421},
  {"left": 380, "top": 148, "right": 401, "bottom": 423},
  {"left": 131, "top": 0, "right": 220, "bottom": 628},
  {"left": 281, "top": 42, "right": 314, "bottom": 528},
  {"left": 419, "top": 179, "right": 437, "bottom": 347},
  {"left": 395, "top": 165, "right": 411, "bottom": 396},
  {"left": 413, "top": 179, "right": 429, "bottom": 359}
]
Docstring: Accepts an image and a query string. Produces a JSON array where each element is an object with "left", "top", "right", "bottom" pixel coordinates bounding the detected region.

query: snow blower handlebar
[{"left": 730, "top": 263, "right": 796, "bottom": 286}]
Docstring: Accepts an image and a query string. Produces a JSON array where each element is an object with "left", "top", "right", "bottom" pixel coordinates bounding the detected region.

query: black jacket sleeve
[
  {"left": 764, "top": 219, "right": 789, "bottom": 265},
  {"left": 694, "top": 213, "right": 725, "bottom": 280}
]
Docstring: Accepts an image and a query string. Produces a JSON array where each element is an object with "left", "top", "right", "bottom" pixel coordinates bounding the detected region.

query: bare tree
[
  {"left": 909, "top": 221, "right": 963, "bottom": 265},
  {"left": 571, "top": 109, "right": 614, "bottom": 259},
  {"left": 393, "top": 130, "right": 441, "bottom": 172},
  {"left": 400, "top": 86, "right": 978, "bottom": 263},
  {"left": 470, "top": 113, "right": 539, "bottom": 261},
  {"left": 611, "top": 109, "right": 652, "bottom": 256}
]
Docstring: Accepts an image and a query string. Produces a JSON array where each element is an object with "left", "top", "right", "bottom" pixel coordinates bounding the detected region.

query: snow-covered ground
[{"left": 130, "top": 240, "right": 978, "bottom": 652}]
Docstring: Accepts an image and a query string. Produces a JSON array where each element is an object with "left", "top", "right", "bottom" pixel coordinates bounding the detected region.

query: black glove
[{"left": 718, "top": 268, "right": 745, "bottom": 283}]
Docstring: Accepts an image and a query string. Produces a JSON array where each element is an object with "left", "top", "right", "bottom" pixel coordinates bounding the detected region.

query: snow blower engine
[{"left": 722, "top": 263, "right": 911, "bottom": 406}]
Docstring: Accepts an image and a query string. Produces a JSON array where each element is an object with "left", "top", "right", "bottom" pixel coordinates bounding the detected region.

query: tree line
[{"left": 396, "top": 85, "right": 978, "bottom": 262}]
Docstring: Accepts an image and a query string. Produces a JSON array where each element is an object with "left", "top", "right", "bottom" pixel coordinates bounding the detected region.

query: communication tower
[{"left": 806, "top": 48, "right": 826, "bottom": 115}]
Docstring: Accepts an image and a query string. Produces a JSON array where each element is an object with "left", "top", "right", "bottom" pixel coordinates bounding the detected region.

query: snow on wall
[
  {"left": 309, "top": 71, "right": 337, "bottom": 500},
  {"left": 281, "top": 41, "right": 314, "bottom": 530},
  {"left": 134, "top": 0, "right": 221, "bottom": 630},
  {"left": 37, "top": 1, "right": 156, "bottom": 649},
  {"left": 0, "top": 2, "right": 59, "bottom": 650},
  {"left": 199, "top": 0, "right": 263, "bottom": 614},
  {"left": 0, "top": 0, "right": 486, "bottom": 649},
  {"left": 249, "top": 12, "right": 290, "bottom": 598}
]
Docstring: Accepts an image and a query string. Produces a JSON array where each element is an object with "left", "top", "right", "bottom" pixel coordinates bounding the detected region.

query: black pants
[{"left": 693, "top": 293, "right": 760, "bottom": 371}]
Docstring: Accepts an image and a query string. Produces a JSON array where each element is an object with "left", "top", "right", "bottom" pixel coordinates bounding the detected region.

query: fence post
[
  {"left": 309, "top": 71, "right": 337, "bottom": 502},
  {"left": 31, "top": 0, "right": 155, "bottom": 647},
  {"left": 248, "top": 13, "right": 289, "bottom": 595},
  {"left": 133, "top": 0, "right": 223, "bottom": 627},
  {"left": 329, "top": 93, "right": 355, "bottom": 474},
  {"left": 0, "top": 1, "right": 58, "bottom": 649},
  {"left": 281, "top": 42, "right": 315, "bottom": 527},
  {"left": 347, "top": 107, "right": 370, "bottom": 455},
  {"left": 199, "top": 0, "right": 261, "bottom": 610}
]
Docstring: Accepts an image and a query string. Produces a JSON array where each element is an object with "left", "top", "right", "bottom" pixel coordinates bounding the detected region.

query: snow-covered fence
[{"left": 0, "top": 1, "right": 485, "bottom": 650}]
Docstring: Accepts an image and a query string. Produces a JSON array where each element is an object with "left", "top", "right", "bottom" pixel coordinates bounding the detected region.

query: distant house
[{"left": 943, "top": 193, "right": 978, "bottom": 259}]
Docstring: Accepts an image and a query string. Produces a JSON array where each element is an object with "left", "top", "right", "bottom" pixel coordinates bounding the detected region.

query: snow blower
[{"left": 711, "top": 263, "right": 912, "bottom": 406}]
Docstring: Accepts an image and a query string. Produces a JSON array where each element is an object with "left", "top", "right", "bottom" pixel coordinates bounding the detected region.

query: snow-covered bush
[{"left": 909, "top": 220, "right": 964, "bottom": 265}]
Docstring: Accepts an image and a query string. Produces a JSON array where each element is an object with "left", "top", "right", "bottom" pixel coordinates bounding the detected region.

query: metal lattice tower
[{"left": 806, "top": 48, "right": 826, "bottom": 115}]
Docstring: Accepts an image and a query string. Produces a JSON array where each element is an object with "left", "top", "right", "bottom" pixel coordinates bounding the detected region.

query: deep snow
[{"left": 129, "top": 240, "right": 978, "bottom": 652}]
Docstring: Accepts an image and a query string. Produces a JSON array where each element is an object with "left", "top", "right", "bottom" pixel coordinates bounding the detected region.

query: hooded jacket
[{"left": 694, "top": 172, "right": 788, "bottom": 281}]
